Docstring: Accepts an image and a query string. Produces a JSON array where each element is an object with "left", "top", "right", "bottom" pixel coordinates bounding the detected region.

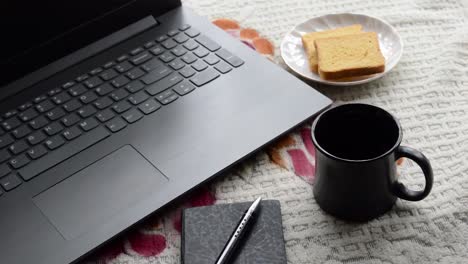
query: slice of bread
[
  {"left": 301, "top": 25, "right": 362, "bottom": 73},
  {"left": 315, "top": 32, "right": 385, "bottom": 80}
]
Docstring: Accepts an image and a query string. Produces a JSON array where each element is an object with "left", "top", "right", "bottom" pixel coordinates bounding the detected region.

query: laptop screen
[{"left": 0, "top": 0, "right": 179, "bottom": 87}]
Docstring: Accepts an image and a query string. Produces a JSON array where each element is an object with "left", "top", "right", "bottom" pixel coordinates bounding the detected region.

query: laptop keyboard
[{"left": 0, "top": 24, "right": 244, "bottom": 194}]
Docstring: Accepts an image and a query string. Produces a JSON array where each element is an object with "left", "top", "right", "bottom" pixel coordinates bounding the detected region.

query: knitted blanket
[{"left": 84, "top": 0, "right": 468, "bottom": 263}]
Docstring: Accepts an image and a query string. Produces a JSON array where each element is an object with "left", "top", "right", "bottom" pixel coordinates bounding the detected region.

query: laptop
[{"left": 0, "top": 0, "right": 331, "bottom": 263}]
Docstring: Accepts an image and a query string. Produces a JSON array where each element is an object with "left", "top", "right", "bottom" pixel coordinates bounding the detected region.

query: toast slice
[
  {"left": 315, "top": 32, "right": 385, "bottom": 80},
  {"left": 301, "top": 24, "right": 362, "bottom": 73}
]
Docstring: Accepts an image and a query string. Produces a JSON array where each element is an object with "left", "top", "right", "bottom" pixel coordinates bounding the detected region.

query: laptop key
[
  {"left": 145, "top": 72, "right": 183, "bottom": 96},
  {"left": 79, "top": 117, "right": 99, "bottom": 131},
  {"left": 195, "top": 35, "right": 221, "bottom": 52},
  {"left": 68, "top": 84, "right": 87, "bottom": 97},
  {"left": 125, "top": 81, "right": 145, "bottom": 93},
  {"left": 51, "top": 92, "right": 72, "bottom": 105},
  {"left": 181, "top": 52, "right": 197, "bottom": 64},
  {"left": 169, "top": 58, "right": 185, "bottom": 70},
  {"left": 27, "top": 131, "right": 47, "bottom": 145},
  {"left": 62, "top": 99, "right": 81, "bottom": 112},
  {"left": 179, "top": 24, "right": 191, "bottom": 31},
  {"left": 161, "top": 39, "right": 177, "bottom": 50},
  {"left": 47, "top": 87, "right": 62, "bottom": 97},
  {"left": 174, "top": 33, "right": 189, "bottom": 44},
  {"left": 117, "top": 54, "right": 129, "bottom": 62},
  {"left": 112, "top": 101, "right": 132, "bottom": 114},
  {"left": 79, "top": 91, "right": 98, "bottom": 104},
  {"left": 44, "top": 122, "right": 64, "bottom": 136},
  {"left": 150, "top": 46, "right": 165, "bottom": 56},
  {"left": 35, "top": 100, "right": 55, "bottom": 113},
  {"left": 0, "top": 149, "right": 11, "bottom": 163},
  {"left": 214, "top": 61, "right": 233, "bottom": 74},
  {"left": 173, "top": 81, "right": 196, "bottom": 96},
  {"left": 130, "top": 47, "right": 144, "bottom": 56},
  {"left": 94, "top": 97, "right": 113, "bottom": 110},
  {"left": 216, "top": 49, "right": 244, "bottom": 67},
  {"left": 96, "top": 109, "right": 115, "bottom": 123},
  {"left": 115, "top": 61, "right": 133, "bottom": 73},
  {"left": 95, "top": 83, "right": 114, "bottom": 96},
  {"left": 144, "top": 41, "right": 155, "bottom": 49},
  {"left": 18, "top": 108, "right": 39, "bottom": 122},
  {"left": 106, "top": 117, "right": 127, "bottom": 132},
  {"left": 171, "top": 46, "right": 187, "bottom": 57},
  {"left": 193, "top": 47, "right": 209, "bottom": 58},
  {"left": 62, "top": 81, "right": 76, "bottom": 89},
  {"left": 0, "top": 164, "right": 11, "bottom": 178},
  {"left": 90, "top": 67, "right": 103, "bottom": 75},
  {"left": 110, "top": 89, "right": 130, "bottom": 101},
  {"left": 76, "top": 74, "right": 89, "bottom": 82},
  {"left": 46, "top": 107, "right": 66, "bottom": 121},
  {"left": 3, "top": 110, "right": 17, "bottom": 119},
  {"left": 78, "top": 105, "right": 97, "bottom": 118},
  {"left": 12, "top": 125, "right": 32, "bottom": 139},
  {"left": 122, "top": 109, "right": 143, "bottom": 124},
  {"left": 45, "top": 136, "right": 65, "bottom": 150},
  {"left": 111, "top": 75, "right": 130, "bottom": 88},
  {"left": 27, "top": 145, "right": 48, "bottom": 160},
  {"left": 167, "top": 29, "right": 180, "bottom": 37},
  {"left": 126, "top": 68, "right": 145, "bottom": 80},
  {"left": 29, "top": 116, "right": 49, "bottom": 130},
  {"left": 128, "top": 91, "right": 149, "bottom": 105},
  {"left": 2, "top": 117, "right": 21, "bottom": 131},
  {"left": 83, "top": 76, "right": 103, "bottom": 88},
  {"left": 9, "top": 140, "right": 29, "bottom": 155},
  {"left": 179, "top": 66, "right": 196, "bottom": 78},
  {"left": 10, "top": 154, "right": 30, "bottom": 169},
  {"left": 0, "top": 174, "right": 22, "bottom": 191},
  {"left": 204, "top": 54, "right": 220, "bottom": 65},
  {"left": 142, "top": 58, "right": 164, "bottom": 72},
  {"left": 159, "top": 52, "right": 176, "bottom": 63},
  {"left": 103, "top": 61, "right": 116, "bottom": 69},
  {"left": 141, "top": 66, "right": 172, "bottom": 85},
  {"left": 190, "top": 68, "right": 220, "bottom": 87},
  {"left": 138, "top": 99, "right": 161, "bottom": 115},
  {"left": 155, "top": 35, "right": 168, "bottom": 43},
  {"left": 191, "top": 60, "right": 208, "bottom": 71},
  {"left": 130, "top": 52, "right": 152, "bottom": 65},
  {"left": 59, "top": 117, "right": 77, "bottom": 130},
  {"left": 100, "top": 68, "right": 118, "bottom": 81},
  {"left": 18, "top": 102, "right": 33, "bottom": 111},
  {"left": 158, "top": 93, "right": 178, "bottom": 105},
  {"left": 0, "top": 134, "right": 14, "bottom": 148},
  {"left": 63, "top": 126, "right": 82, "bottom": 141},
  {"left": 155, "top": 90, "right": 174, "bottom": 101},
  {"left": 185, "top": 28, "right": 200, "bottom": 38},
  {"left": 183, "top": 39, "right": 199, "bottom": 51},
  {"left": 19, "top": 126, "right": 110, "bottom": 181},
  {"left": 33, "top": 95, "right": 47, "bottom": 104}
]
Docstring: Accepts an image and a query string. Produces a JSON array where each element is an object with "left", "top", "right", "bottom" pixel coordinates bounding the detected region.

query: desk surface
[{"left": 85, "top": 0, "right": 468, "bottom": 263}]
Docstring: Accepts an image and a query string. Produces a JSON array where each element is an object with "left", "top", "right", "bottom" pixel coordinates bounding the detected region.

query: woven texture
[{"left": 85, "top": 0, "right": 468, "bottom": 263}]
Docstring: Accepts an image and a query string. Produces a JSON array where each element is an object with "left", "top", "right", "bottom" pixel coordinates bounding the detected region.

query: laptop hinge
[{"left": 0, "top": 16, "right": 158, "bottom": 102}]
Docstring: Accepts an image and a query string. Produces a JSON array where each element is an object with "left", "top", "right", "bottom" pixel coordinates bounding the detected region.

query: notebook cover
[{"left": 181, "top": 200, "right": 287, "bottom": 264}]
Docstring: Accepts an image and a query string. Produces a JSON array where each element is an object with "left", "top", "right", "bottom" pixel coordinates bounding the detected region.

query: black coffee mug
[{"left": 311, "top": 104, "right": 433, "bottom": 221}]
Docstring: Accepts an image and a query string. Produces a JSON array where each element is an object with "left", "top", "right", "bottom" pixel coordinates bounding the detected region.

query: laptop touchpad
[{"left": 33, "top": 145, "right": 168, "bottom": 241}]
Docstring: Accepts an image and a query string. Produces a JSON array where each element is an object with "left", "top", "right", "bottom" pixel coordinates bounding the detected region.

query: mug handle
[{"left": 392, "top": 146, "right": 433, "bottom": 201}]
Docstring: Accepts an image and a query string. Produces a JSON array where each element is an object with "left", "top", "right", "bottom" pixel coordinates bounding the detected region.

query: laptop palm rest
[{"left": 32, "top": 145, "right": 168, "bottom": 241}]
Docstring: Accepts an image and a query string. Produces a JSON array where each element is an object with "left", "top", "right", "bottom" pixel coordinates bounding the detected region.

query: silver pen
[{"left": 215, "top": 197, "right": 262, "bottom": 264}]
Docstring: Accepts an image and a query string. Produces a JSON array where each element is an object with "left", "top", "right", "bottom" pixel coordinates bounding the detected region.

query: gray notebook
[{"left": 181, "top": 200, "right": 287, "bottom": 264}]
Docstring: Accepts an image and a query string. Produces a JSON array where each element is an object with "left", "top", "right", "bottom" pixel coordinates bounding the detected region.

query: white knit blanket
[{"left": 101, "top": 0, "right": 468, "bottom": 263}]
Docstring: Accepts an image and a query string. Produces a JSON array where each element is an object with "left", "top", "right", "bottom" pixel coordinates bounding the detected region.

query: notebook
[{"left": 181, "top": 200, "right": 287, "bottom": 264}]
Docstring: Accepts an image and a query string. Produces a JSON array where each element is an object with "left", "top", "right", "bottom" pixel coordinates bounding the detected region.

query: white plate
[{"left": 280, "top": 13, "right": 403, "bottom": 86}]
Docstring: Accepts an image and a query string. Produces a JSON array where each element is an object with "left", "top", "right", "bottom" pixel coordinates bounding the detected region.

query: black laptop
[{"left": 0, "top": 0, "right": 331, "bottom": 263}]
